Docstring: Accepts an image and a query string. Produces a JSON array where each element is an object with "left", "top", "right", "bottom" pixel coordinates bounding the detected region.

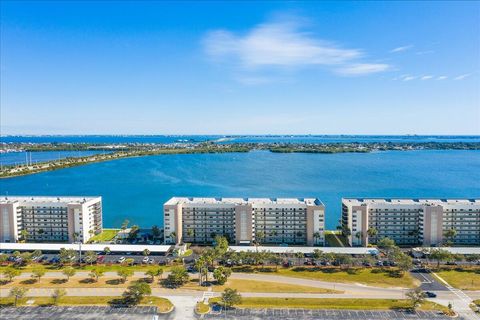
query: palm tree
[
  {"left": 254, "top": 231, "right": 265, "bottom": 252},
  {"left": 313, "top": 232, "right": 321, "bottom": 246},
  {"left": 367, "top": 227, "right": 378, "bottom": 243},
  {"left": 169, "top": 232, "right": 176, "bottom": 244},
  {"left": 269, "top": 230, "right": 278, "bottom": 244},
  {"left": 187, "top": 228, "right": 194, "bottom": 241},
  {"left": 355, "top": 231, "right": 363, "bottom": 246},
  {"left": 444, "top": 228, "right": 457, "bottom": 245},
  {"left": 19, "top": 230, "right": 29, "bottom": 243}
]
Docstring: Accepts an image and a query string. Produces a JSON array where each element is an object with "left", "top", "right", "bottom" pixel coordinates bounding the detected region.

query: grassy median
[
  {"left": 261, "top": 267, "right": 419, "bottom": 288},
  {"left": 210, "top": 297, "right": 448, "bottom": 312},
  {"left": 435, "top": 268, "right": 480, "bottom": 290},
  {"left": 211, "top": 279, "right": 340, "bottom": 293}
]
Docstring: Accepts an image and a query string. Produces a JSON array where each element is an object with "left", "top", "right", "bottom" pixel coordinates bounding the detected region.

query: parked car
[
  {"left": 148, "top": 258, "right": 155, "bottom": 264},
  {"left": 142, "top": 256, "right": 149, "bottom": 264},
  {"left": 117, "top": 256, "right": 126, "bottom": 263},
  {"left": 376, "top": 260, "right": 383, "bottom": 266},
  {"left": 187, "top": 265, "right": 197, "bottom": 273},
  {"left": 97, "top": 255, "right": 105, "bottom": 263},
  {"left": 425, "top": 291, "right": 437, "bottom": 298}
]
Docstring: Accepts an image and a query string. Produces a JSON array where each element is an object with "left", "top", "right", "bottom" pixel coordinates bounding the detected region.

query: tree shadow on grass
[
  {"left": 79, "top": 278, "right": 95, "bottom": 284},
  {"left": 106, "top": 279, "right": 123, "bottom": 285},
  {"left": 0, "top": 302, "right": 14, "bottom": 307},
  {"left": 37, "top": 303, "right": 54, "bottom": 307},
  {"left": 0, "top": 280, "right": 10, "bottom": 286},
  {"left": 19, "top": 279, "right": 37, "bottom": 285},
  {"left": 51, "top": 279, "right": 67, "bottom": 284}
]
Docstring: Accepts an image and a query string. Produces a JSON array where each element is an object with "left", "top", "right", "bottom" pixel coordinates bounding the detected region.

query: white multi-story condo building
[
  {"left": 164, "top": 197, "right": 325, "bottom": 246},
  {"left": 0, "top": 196, "right": 102, "bottom": 243},
  {"left": 342, "top": 198, "right": 480, "bottom": 246}
]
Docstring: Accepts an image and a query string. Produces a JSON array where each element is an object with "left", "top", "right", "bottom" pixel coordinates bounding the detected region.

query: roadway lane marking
[{"left": 418, "top": 272, "right": 433, "bottom": 284}]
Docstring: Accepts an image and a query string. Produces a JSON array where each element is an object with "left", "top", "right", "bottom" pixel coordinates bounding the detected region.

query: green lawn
[
  {"left": 180, "top": 249, "right": 193, "bottom": 257},
  {"left": 435, "top": 268, "right": 480, "bottom": 290},
  {"left": 212, "top": 279, "right": 340, "bottom": 293},
  {"left": 324, "top": 231, "right": 347, "bottom": 247},
  {"left": 210, "top": 297, "right": 447, "bottom": 312},
  {"left": 0, "top": 296, "right": 173, "bottom": 312},
  {"left": 275, "top": 267, "right": 419, "bottom": 288},
  {"left": 196, "top": 302, "right": 210, "bottom": 314},
  {"left": 87, "top": 229, "right": 120, "bottom": 243}
]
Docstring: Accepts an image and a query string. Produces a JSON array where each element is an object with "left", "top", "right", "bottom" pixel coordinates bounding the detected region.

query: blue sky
[{"left": 1, "top": 1, "right": 479, "bottom": 135}]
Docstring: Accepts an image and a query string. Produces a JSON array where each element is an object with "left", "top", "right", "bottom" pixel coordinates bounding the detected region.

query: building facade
[
  {"left": 342, "top": 198, "right": 480, "bottom": 246},
  {"left": 0, "top": 196, "right": 102, "bottom": 243},
  {"left": 164, "top": 197, "right": 325, "bottom": 246}
]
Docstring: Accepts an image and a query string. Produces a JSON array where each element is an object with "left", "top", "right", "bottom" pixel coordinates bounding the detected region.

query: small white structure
[
  {"left": 0, "top": 242, "right": 172, "bottom": 255},
  {"left": 412, "top": 247, "right": 480, "bottom": 258}
]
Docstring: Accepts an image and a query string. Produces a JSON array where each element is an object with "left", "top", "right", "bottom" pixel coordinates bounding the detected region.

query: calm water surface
[{"left": 1, "top": 150, "right": 479, "bottom": 230}]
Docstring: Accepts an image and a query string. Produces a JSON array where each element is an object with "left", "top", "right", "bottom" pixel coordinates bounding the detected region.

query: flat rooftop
[
  {"left": 342, "top": 198, "right": 480, "bottom": 206},
  {"left": 0, "top": 242, "right": 172, "bottom": 253},
  {"left": 0, "top": 196, "right": 101, "bottom": 205},
  {"left": 229, "top": 246, "right": 379, "bottom": 255},
  {"left": 165, "top": 197, "right": 323, "bottom": 206}
]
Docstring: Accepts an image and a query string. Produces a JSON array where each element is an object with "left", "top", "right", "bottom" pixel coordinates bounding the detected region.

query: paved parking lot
[
  {"left": 0, "top": 306, "right": 159, "bottom": 320},
  {"left": 203, "top": 308, "right": 459, "bottom": 320},
  {"left": 410, "top": 269, "right": 448, "bottom": 292}
]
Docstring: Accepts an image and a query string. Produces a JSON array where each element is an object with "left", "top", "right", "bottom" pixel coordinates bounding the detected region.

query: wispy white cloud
[
  {"left": 403, "top": 76, "right": 416, "bottom": 81},
  {"left": 437, "top": 76, "right": 448, "bottom": 80},
  {"left": 454, "top": 73, "right": 471, "bottom": 80},
  {"left": 420, "top": 75, "right": 433, "bottom": 80},
  {"left": 204, "top": 21, "right": 362, "bottom": 68},
  {"left": 390, "top": 45, "right": 413, "bottom": 53},
  {"left": 337, "top": 63, "right": 390, "bottom": 76},
  {"left": 203, "top": 17, "right": 390, "bottom": 83}
]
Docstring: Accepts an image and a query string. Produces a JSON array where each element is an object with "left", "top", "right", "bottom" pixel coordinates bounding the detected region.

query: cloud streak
[
  {"left": 203, "top": 17, "right": 391, "bottom": 81},
  {"left": 454, "top": 73, "right": 471, "bottom": 80},
  {"left": 337, "top": 63, "right": 390, "bottom": 76},
  {"left": 390, "top": 45, "right": 413, "bottom": 53}
]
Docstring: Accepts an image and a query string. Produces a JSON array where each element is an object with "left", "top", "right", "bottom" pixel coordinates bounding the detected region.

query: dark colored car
[{"left": 425, "top": 291, "right": 437, "bottom": 298}]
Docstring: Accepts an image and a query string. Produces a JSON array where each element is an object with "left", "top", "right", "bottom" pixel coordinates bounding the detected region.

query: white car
[
  {"left": 117, "top": 256, "right": 126, "bottom": 263},
  {"left": 142, "top": 256, "right": 149, "bottom": 264}
]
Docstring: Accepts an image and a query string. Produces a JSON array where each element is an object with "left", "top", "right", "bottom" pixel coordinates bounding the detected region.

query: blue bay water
[{"left": 0, "top": 150, "right": 479, "bottom": 230}]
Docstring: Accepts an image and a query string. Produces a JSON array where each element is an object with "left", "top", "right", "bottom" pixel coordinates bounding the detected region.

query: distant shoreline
[{"left": 1, "top": 141, "right": 479, "bottom": 178}]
